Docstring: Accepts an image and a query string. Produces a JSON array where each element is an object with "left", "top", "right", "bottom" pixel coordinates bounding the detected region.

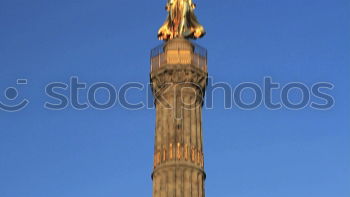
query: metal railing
[{"left": 150, "top": 42, "right": 207, "bottom": 72}]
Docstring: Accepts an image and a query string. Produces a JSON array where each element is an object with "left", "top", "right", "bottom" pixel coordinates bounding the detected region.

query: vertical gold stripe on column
[
  {"left": 163, "top": 146, "right": 166, "bottom": 161},
  {"left": 170, "top": 143, "right": 173, "bottom": 160},
  {"left": 157, "top": 152, "right": 161, "bottom": 165},
  {"left": 191, "top": 146, "right": 195, "bottom": 162},
  {"left": 184, "top": 144, "right": 188, "bottom": 161},
  {"left": 197, "top": 151, "right": 201, "bottom": 165},
  {"left": 177, "top": 143, "right": 181, "bottom": 160},
  {"left": 201, "top": 152, "right": 204, "bottom": 168}
]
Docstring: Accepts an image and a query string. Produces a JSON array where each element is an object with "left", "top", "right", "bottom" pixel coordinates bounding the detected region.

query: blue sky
[{"left": 0, "top": 0, "right": 349, "bottom": 197}]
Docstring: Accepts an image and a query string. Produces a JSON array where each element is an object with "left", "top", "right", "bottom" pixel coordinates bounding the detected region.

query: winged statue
[{"left": 158, "top": 0, "right": 206, "bottom": 40}]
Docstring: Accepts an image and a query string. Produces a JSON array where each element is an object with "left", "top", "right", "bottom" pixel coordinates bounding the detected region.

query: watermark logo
[
  {"left": 205, "top": 77, "right": 335, "bottom": 110},
  {"left": 0, "top": 77, "right": 335, "bottom": 112},
  {"left": 0, "top": 79, "right": 29, "bottom": 112}
]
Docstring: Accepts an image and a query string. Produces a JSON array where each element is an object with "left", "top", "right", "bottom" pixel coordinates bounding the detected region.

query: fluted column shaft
[{"left": 151, "top": 38, "right": 207, "bottom": 197}]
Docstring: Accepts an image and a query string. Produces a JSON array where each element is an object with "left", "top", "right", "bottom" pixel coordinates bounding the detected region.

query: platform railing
[{"left": 150, "top": 42, "right": 207, "bottom": 72}]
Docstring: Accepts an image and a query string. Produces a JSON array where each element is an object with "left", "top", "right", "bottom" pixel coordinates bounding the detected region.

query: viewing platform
[{"left": 150, "top": 39, "right": 208, "bottom": 72}]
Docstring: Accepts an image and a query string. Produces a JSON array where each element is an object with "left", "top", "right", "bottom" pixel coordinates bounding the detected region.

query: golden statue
[{"left": 158, "top": 0, "right": 206, "bottom": 40}]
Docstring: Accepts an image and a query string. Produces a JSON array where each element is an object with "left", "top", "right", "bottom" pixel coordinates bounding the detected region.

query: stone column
[{"left": 151, "top": 38, "right": 207, "bottom": 197}]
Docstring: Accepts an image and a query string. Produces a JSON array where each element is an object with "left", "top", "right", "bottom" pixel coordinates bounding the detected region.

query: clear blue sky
[{"left": 0, "top": 0, "right": 349, "bottom": 197}]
